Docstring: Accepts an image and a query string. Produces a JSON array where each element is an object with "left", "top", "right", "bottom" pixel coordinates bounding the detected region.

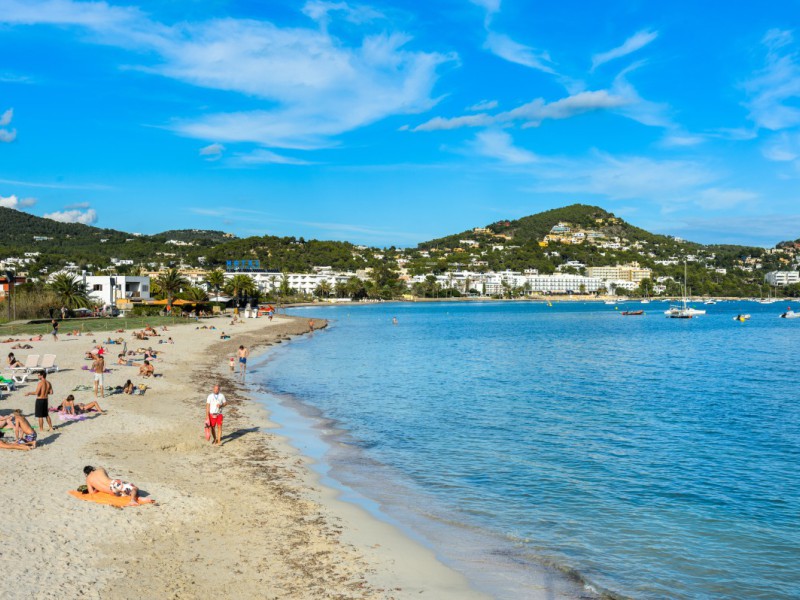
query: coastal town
[{"left": 2, "top": 211, "right": 800, "bottom": 312}]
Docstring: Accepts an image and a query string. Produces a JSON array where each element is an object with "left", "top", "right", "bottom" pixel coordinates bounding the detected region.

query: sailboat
[{"left": 665, "top": 264, "right": 706, "bottom": 318}]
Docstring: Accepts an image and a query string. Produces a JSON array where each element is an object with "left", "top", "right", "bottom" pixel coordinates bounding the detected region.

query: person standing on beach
[
  {"left": 206, "top": 384, "right": 227, "bottom": 446},
  {"left": 92, "top": 352, "right": 105, "bottom": 398},
  {"left": 51, "top": 318, "right": 59, "bottom": 341},
  {"left": 308, "top": 319, "right": 314, "bottom": 331},
  {"left": 25, "top": 371, "right": 54, "bottom": 433},
  {"left": 238, "top": 345, "right": 249, "bottom": 377}
]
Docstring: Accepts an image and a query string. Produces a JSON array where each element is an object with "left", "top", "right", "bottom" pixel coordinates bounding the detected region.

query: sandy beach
[{"left": 0, "top": 314, "right": 486, "bottom": 600}]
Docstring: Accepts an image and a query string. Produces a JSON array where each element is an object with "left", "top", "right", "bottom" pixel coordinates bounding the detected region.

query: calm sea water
[{"left": 255, "top": 301, "right": 800, "bottom": 599}]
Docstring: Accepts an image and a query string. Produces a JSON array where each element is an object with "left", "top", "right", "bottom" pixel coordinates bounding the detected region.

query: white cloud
[
  {"left": 506, "top": 90, "right": 628, "bottom": 127},
  {"left": 468, "top": 100, "right": 498, "bottom": 112},
  {"left": 199, "top": 143, "right": 224, "bottom": 161},
  {"left": 762, "top": 132, "right": 800, "bottom": 162},
  {"left": 232, "top": 149, "right": 314, "bottom": 166},
  {"left": 484, "top": 31, "right": 555, "bottom": 73},
  {"left": 64, "top": 201, "right": 91, "bottom": 209},
  {"left": 0, "top": 1, "right": 453, "bottom": 151},
  {"left": 302, "top": 1, "right": 382, "bottom": 29},
  {"left": 0, "top": 194, "right": 19, "bottom": 209},
  {"left": 745, "top": 29, "right": 800, "bottom": 131},
  {"left": 470, "top": 0, "right": 501, "bottom": 14},
  {"left": 661, "top": 133, "right": 706, "bottom": 148},
  {"left": 533, "top": 153, "right": 717, "bottom": 204},
  {"left": 591, "top": 29, "right": 658, "bottom": 71},
  {"left": 43, "top": 208, "right": 97, "bottom": 225},
  {"left": 414, "top": 89, "right": 629, "bottom": 131},
  {"left": 610, "top": 65, "right": 672, "bottom": 128},
  {"left": 669, "top": 213, "right": 800, "bottom": 246},
  {"left": 470, "top": 129, "right": 539, "bottom": 164},
  {"left": 695, "top": 188, "right": 758, "bottom": 210},
  {"left": 0, "top": 194, "right": 36, "bottom": 209},
  {"left": 0, "top": 106, "right": 15, "bottom": 142},
  {"left": 414, "top": 113, "right": 494, "bottom": 131}
]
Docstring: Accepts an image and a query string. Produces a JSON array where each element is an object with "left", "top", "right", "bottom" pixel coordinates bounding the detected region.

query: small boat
[
  {"left": 604, "top": 300, "right": 617, "bottom": 305},
  {"left": 666, "top": 263, "right": 705, "bottom": 318},
  {"left": 733, "top": 314, "right": 751, "bottom": 322},
  {"left": 704, "top": 299, "right": 717, "bottom": 305},
  {"left": 780, "top": 308, "right": 800, "bottom": 319},
  {"left": 621, "top": 310, "right": 644, "bottom": 316}
]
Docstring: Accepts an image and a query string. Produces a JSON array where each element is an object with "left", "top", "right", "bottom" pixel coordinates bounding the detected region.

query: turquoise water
[{"left": 258, "top": 301, "right": 800, "bottom": 599}]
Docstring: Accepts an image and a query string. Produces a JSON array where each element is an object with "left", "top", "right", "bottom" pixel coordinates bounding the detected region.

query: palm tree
[
  {"left": 49, "top": 273, "right": 92, "bottom": 309},
  {"left": 224, "top": 274, "right": 257, "bottom": 299},
  {"left": 181, "top": 286, "right": 209, "bottom": 302},
  {"left": 314, "top": 280, "right": 332, "bottom": 298},
  {"left": 154, "top": 268, "right": 189, "bottom": 311},
  {"left": 205, "top": 269, "right": 225, "bottom": 299}
]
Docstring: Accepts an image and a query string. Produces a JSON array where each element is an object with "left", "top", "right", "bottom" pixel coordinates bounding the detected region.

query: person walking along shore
[{"left": 206, "top": 383, "right": 227, "bottom": 446}]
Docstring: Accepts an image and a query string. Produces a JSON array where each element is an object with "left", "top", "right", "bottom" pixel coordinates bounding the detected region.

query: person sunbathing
[
  {"left": 117, "top": 353, "right": 133, "bottom": 366},
  {"left": 123, "top": 380, "right": 135, "bottom": 394},
  {"left": 11, "top": 343, "right": 33, "bottom": 350},
  {"left": 29, "top": 335, "right": 43, "bottom": 342},
  {"left": 83, "top": 465, "right": 154, "bottom": 506},
  {"left": 11, "top": 409, "right": 37, "bottom": 448},
  {"left": 0, "top": 436, "right": 31, "bottom": 451},
  {"left": 7, "top": 352, "right": 22, "bottom": 368},
  {"left": 58, "top": 395, "right": 104, "bottom": 415},
  {"left": 139, "top": 360, "right": 155, "bottom": 377}
]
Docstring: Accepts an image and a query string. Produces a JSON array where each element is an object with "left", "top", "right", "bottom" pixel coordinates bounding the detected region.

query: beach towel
[
  {"left": 58, "top": 413, "right": 87, "bottom": 422},
  {"left": 68, "top": 490, "right": 155, "bottom": 507}
]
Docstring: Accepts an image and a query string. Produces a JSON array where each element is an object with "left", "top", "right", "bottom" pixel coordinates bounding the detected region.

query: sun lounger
[
  {"left": 10, "top": 354, "right": 39, "bottom": 383},
  {"left": 31, "top": 354, "right": 59, "bottom": 374}
]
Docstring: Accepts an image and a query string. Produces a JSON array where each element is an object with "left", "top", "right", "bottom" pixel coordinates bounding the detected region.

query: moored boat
[{"left": 621, "top": 310, "right": 644, "bottom": 316}]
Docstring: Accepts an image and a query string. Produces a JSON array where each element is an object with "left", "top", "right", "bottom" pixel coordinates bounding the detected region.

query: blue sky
[{"left": 1, "top": 0, "right": 800, "bottom": 247}]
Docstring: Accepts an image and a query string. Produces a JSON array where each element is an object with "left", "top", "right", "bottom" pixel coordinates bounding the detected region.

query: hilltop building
[{"left": 765, "top": 270, "right": 800, "bottom": 286}]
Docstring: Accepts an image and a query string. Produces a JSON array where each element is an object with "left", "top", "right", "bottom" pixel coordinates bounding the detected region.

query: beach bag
[{"left": 204, "top": 419, "right": 211, "bottom": 441}]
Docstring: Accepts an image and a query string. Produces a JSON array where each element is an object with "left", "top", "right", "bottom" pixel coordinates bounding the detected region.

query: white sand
[{"left": 0, "top": 315, "right": 487, "bottom": 599}]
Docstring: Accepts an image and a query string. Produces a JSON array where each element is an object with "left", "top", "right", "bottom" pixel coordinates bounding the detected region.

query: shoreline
[{"left": 0, "top": 314, "right": 484, "bottom": 599}]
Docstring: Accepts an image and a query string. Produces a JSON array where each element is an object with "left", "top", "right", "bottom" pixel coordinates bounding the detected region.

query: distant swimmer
[{"left": 392, "top": 317, "right": 398, "bottom": 325}]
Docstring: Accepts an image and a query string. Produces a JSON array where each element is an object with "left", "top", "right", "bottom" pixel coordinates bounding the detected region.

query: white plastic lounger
[{"left": 31, "top": 354, "right": 58, "bottom": 374}]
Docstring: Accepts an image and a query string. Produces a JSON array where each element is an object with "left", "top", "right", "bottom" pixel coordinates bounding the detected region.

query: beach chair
[
  {"left": 30, "top": 354, "right": 58, "bottom": 374},
  {"left": 11, "top": 354, "right": 39, "bottom": 383},
  {"left": 0, "top": 376, "right": 14, "bottom": 392}
]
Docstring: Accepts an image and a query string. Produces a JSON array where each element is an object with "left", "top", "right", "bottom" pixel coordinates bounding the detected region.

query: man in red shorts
[{"left": 206, "top": 383, "right": 227, "bottom": 446}]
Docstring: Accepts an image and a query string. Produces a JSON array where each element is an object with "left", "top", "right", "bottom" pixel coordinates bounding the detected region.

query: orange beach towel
[{"left": 68, "top": 490, "right": 155, "bottom": 507}]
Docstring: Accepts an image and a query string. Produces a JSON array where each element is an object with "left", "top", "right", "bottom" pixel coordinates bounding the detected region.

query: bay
[{"left": 256, "top": 301, "right": 800, "bottom": 599}]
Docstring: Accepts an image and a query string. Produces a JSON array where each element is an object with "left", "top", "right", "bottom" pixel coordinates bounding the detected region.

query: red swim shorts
[{"left": 208, "top": 413, "right": 223, "bottom": 426}]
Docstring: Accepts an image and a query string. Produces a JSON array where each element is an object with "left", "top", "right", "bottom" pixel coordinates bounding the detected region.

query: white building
[
  {"left": 85, "top": 275, "right": 151, "bottom": 306},
  {"left": 226, "top": 268, "right": 359, "bottom": 296},
  {"left": 765, "top": 270, "right": 800, "bottom": 286}
]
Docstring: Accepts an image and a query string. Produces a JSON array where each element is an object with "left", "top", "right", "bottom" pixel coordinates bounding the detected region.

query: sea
[{"left": 248, "top": 300, "right": 800, "bottom": 600}]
